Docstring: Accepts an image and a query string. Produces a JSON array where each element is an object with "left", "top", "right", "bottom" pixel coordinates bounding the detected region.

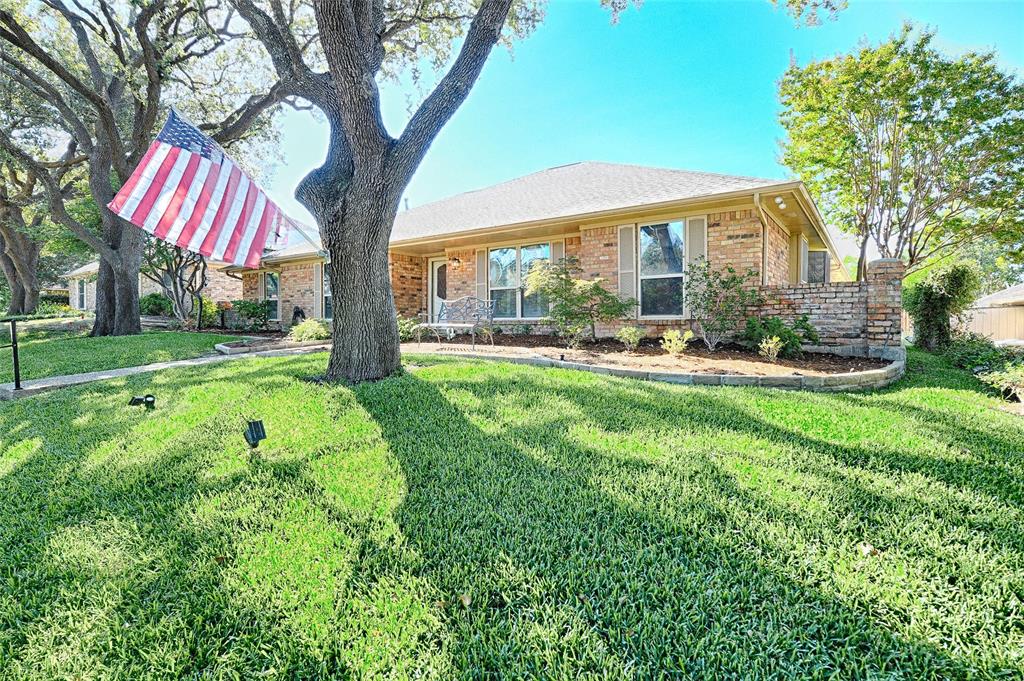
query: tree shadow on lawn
[
  {"left": 0, "top": 356, "right": 384, "bottom": 678},
  {"left": 354, "top": 364, "right": 1019, "bottom": 678},
  {"left": 1, "top": 353, "right": 1019, "bottom": 678}
]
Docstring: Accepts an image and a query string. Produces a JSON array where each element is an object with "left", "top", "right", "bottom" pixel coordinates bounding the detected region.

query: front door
[{"left": 430, "top": 258, "right": 447, "bottom": 322}]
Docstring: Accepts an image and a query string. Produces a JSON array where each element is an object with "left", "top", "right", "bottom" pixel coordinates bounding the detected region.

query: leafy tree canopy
[{"left": 780, "top": 25, "right": 1024, "bottom": 278}]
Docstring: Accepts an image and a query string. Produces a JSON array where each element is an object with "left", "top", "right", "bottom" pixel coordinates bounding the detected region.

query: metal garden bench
[{"left": 414, "top": 296, "right": 495, "bottom": 349}]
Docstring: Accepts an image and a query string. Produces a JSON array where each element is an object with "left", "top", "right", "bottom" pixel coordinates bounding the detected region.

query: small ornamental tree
[
  {"left": 903, "top": 263, "right": 981, "bottom": 350},
  {"left": 523, "top": 257, "right": 635, "bottom": 347},
  {"left": 683, "top": 258, "right": 762, "bottom": 351}
]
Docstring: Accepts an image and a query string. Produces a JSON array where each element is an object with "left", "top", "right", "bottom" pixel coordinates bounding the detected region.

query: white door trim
[{"left": 428, "top": 257, "right": 447, "bottom": 323}]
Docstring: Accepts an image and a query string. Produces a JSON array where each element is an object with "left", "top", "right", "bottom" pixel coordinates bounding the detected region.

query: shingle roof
[
  {"left": 391, "top": 161, "right": 785, "bottom": 242},
  {"left": 975, "top": 284, "right": 1024, "bottom": 308}
]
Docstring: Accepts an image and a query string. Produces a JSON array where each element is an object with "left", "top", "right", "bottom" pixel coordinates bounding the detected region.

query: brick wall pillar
[{"left": 865, "top": 258, "right": 905, "bottom": 360}]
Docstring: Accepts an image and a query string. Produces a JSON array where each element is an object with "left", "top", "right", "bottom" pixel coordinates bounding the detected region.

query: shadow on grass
[
  {"left": 354, "top": 365, "right": 1017, "bottom": 677},
  {"left": 1, "top": 350, "right": 1020, "bottom": 677}
]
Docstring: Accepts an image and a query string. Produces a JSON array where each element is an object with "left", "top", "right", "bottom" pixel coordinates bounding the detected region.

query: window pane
[
  {"left": 808, "top": 251, "right": 827, "bottom": 283},
  {"left": 266, "top": 300, "right": 279, "bottom": 320},
  {"left": 323, "top": 297, "right": 332, "bottom": 319},
  {"left": 265, "top": 273, "right": 279, "bottom": 298},
  {"left": 640, "top": 277, "right": 684, "bottom": 316},
  {"left": 639, "top": 222, "right": 685, "bottom": 276},
  {"left": 521, "top": 290, "right": 548, "bottom": 318},
  {"left": 323, "top": 268, "right": 332, "bottom": 319},
  {"left": 520, "top": 243, "right": 550, "bottom": 273},
  {"left": 492, "top": 288, "right": 517, "bottom": 318},
  {"left": 489, "top": 248, "right": 517, "bottom": 288}
]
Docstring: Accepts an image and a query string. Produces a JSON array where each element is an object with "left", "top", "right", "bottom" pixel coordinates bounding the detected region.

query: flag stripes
[{"left": 106, "top": 110, "right": 291, "bottom": 268}]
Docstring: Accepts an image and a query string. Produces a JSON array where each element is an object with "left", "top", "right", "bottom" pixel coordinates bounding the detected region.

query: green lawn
[
  {"left": 0, "top": 349, "right": 1022, "bottom": 678},
  {"left": 0, "top": 320, "right": 237, "bottom": 383}
]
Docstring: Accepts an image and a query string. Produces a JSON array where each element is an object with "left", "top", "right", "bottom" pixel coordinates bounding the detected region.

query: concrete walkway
[{"left": 0, "top": 343, "right": 331, "bottom": 400}]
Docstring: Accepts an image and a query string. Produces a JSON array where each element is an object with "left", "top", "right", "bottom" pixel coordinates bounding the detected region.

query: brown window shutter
[
  {"left": 551, "top": 239, "right": 564, "bottom": 264},
  {"left": 476, "top": 249, "right": 488, "bottom": 301},
  {"left": 617, "top": 224, "right": 637, "bottom": 317},
  {"left": 685, "top": 217, "right": 708, "bottom": 318}
]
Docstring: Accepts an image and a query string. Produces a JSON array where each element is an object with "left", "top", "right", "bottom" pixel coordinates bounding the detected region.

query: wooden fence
[{"left": 961, "top": 305, "right": 1024, "bottom": 342}]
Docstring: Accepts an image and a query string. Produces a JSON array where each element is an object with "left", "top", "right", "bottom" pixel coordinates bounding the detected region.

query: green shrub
[
  {"left": 660, "top": 329, "right": 694, "bottom": 356},
  {"left": 195, "top": 296, "right": 219, "bottom": 328},
  {"left": 523, "top": 256, "right": 635, "bottom": 346},
  {"left": 682, "top": 257, "right": 762, "bottom": 352},
  {"left": 743, "top": 316, "right": 819, "bottom": 359},
  {"left": 39, "top": 293, "right": 70, "bottom": 306},
  {"left": 288, "top": 318, "right": 332, "bottom": 342},
  {"left": 615, "top": 326, "right": 645, "bottom": 352},
  {"left": 139, "top": 292, "right": 173, "bottom": 316},
  {"left": 758, "top": 335, "right": 784, "bottom": 363},
  {"left": 904, "top": 263, "right": 981, "bottom": 350},
  {"left": 32, "top": 300, "right": 76, "bottom": 318},
  {"left": 981, "top": 363, "right": 1024, "bottom": 401},
  {"left": 397, "top": 315, "right": 419, "bottom": 342},
  {"left": 945, "top": 332, "right": 1010, "bottom": 372},
  {"left": 231, "top": 299, "right": 270, "bottom": 331}
]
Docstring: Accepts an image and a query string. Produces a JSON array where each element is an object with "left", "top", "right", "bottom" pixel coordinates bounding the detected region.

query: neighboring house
[
  {"left": 65, "top": 259, "right": 242, "bottom": 312},
  {"left": 960, "top": 284, "right": 1024, "bottom": 344},
  {"left": 232, "top": 162, "right": 904, "bottom": 357}
]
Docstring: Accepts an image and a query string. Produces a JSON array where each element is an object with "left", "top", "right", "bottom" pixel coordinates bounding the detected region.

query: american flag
[{"left": 107, "top": 109, "right": 292, "bottom": 268}]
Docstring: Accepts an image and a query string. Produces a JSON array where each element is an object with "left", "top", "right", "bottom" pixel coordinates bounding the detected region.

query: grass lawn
[
  {"left": 0, "top": 349, "right": 1022, "bottom": 678},
  {"left": 0, "top": 319, "right": 238, "bottom": 383}
]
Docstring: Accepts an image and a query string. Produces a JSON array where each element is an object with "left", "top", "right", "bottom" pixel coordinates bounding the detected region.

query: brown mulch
[{"left": 411, "top": 333, "right": 888, "bottom": 377}]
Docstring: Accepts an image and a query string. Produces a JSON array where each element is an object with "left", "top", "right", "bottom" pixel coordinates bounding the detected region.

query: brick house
[
  {"left": 233, "top": 162, "right": 903, "bottom": 359},
  {"left": 66, "top": 259, "right": 242, "bottom": 312}
]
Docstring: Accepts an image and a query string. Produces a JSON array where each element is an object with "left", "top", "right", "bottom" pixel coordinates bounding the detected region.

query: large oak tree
[
  {"left": 0, "top": 0, "right": 294, "bottom": 334},
  {"left": 233, "top": 0, "right": 841, "bottom": 383}
]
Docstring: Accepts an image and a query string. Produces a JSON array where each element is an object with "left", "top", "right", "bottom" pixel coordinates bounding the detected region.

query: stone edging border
[
  {"left": 214, "top": 339, "right": 328, "bottom": 355},
  {"left": 413, "top": 349, "right": 906, "bottom": 392}
]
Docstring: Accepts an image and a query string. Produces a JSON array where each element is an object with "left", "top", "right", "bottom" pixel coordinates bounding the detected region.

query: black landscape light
[
  {"left": 244, "top": 420, "right": 266, "bottom": 449},
  {"left": 129, "top": 394, "right": 156, "bottom": 410}
]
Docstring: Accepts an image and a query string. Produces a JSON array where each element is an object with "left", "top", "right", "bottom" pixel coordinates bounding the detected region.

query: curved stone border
[
  {"left": 215, "top": 339, "right": 329, "bottom": 355},
  {"left": 410, "top": 348, "right": 905, "bottom": 392}
]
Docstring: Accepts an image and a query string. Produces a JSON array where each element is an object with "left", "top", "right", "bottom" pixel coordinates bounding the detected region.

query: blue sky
[{"left": 265, "top": 0, "right": 1023, "bottom": 254}]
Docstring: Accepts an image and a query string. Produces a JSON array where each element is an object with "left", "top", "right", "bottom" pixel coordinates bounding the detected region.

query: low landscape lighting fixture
[
  {"left": 128, "top": 394, "right": 156, "bottom": 410},
  {"left": 244, "top": 420, "right": 267, "bottom": 449}
]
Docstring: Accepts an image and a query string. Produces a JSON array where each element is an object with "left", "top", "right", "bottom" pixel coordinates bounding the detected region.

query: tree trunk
[
  {"left": 321, "top": 208, "right": 402, "bottom": 382},
  {"left": 856, "top": 231, "right": 869, "bottom": 282},
  {"left": 112, "top": 264, "right": 142, "bottom": 335},
  {"left": 92, "top": 260, "right": 116, "bottom": 336}
]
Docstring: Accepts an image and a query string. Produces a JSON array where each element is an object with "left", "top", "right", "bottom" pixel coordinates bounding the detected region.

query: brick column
[{"left": 865, "top": 258, "right": 905, "bottom": 360}]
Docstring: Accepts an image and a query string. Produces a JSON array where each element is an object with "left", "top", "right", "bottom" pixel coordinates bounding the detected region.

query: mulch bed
[{"left": 415, "top": 333, "right": 888, "bottom": 377}]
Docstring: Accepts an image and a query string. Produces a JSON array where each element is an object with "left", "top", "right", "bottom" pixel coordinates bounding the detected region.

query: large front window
[
  {"left": 488, "top": 242, "right": 551, "bottom": 319},
  {"left": 264, "top": 272, "right": 279, "bottom": 321},
  {"left": 638, "top": 221, "right": 685, "bottom": 316}
]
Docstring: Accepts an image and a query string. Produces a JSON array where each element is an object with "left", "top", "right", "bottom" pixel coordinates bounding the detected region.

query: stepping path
[{"left": 0, "top": 343, "right": 331, "bottom": 400}]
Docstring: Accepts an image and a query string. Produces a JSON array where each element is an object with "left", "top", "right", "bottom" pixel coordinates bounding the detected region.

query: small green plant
[
  {"left": 287, "top": 318, "right": 332, "bottom": 342},
  {"left": 758, "top": 335, "right": 784, "bottom": 363},
  {"left": 514, "top": 324, "right": 532, "bottom": 336},
  {"left": 945, "top": 331, "right": 1012, "bottom": 372},
  {"left": 615, "top": 326, "right": 645, "bottom": 352},
  {"left": 682, "top": 257, "right": 762, "bottom": 351},
  {"left": 140, "top": 292, "right": 173, "bottom": 316},
  {"left": 742, "top": 316, "right": 818, "bottom": 359},
  {"left": 562, "top": 324, "right": 589, "bottom": 350},
  {"left": 981, "top": 363, "right": 1024, "bottom": 402},
  {"left": 231, "top": 299, "right": 270, "bottom": 331},
  {"left": 524, "top": 256, "right": 636, "bottom": 346},
  {"left": 196, "top": 296, "right": 218, "bottom": 328},
  {"left": 397, "top": 315, "right": 419, "bottom": 342},
  {"left": 792, "top": 314, "right": 820, "bottom": 344},
  {"left": 660, "top": 329, "right": 694, "bottom": 356}
]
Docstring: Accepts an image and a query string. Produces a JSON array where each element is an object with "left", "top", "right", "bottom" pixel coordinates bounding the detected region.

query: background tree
[
  {"left": 141, "top": 239, "right": 209, "bottom": 324},
  {"left": 232, "top": 0, "right": 844, "bottom": 382},
  {"left": 0, "top": 0, "right": 293, "bottom": 335},
  {"left": 779, "top": 25, "right": 1024, "bottom": 280}
]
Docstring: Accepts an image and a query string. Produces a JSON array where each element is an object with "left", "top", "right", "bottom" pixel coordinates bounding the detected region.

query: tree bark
[{"left": 315, "top": 173, "right": 403, "bottom": 383}]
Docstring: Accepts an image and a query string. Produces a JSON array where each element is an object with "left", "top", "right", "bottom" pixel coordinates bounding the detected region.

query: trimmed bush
[
  {"left": 743, "top": 316, "right": 819, "bottom": 359},
  {"left": 615, "top": 326, "right": 645, "bottom": 352},
  {"left": 682, "top": 257, "right": 762, "bottom": 351},
  {"left": 288, "top": 318, "right": 332, "bottom": 342},
  {"left": 139, "top": 292, "right": 173, "bottom": 316},
  {"left": 231, "top": 299, "right": 270, "bottom": 331},
  {"left": 39, "top": 293, "right": 70, "bottom": 306},
  {"left": 660, "top": 329, "right": 694, "bottom": 356},
  {"left": 397, "top": 315, "right": 419, "bottom": 342},
  {"left": 981, "top": 363, "right": 1024, "bottom": 402}
]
